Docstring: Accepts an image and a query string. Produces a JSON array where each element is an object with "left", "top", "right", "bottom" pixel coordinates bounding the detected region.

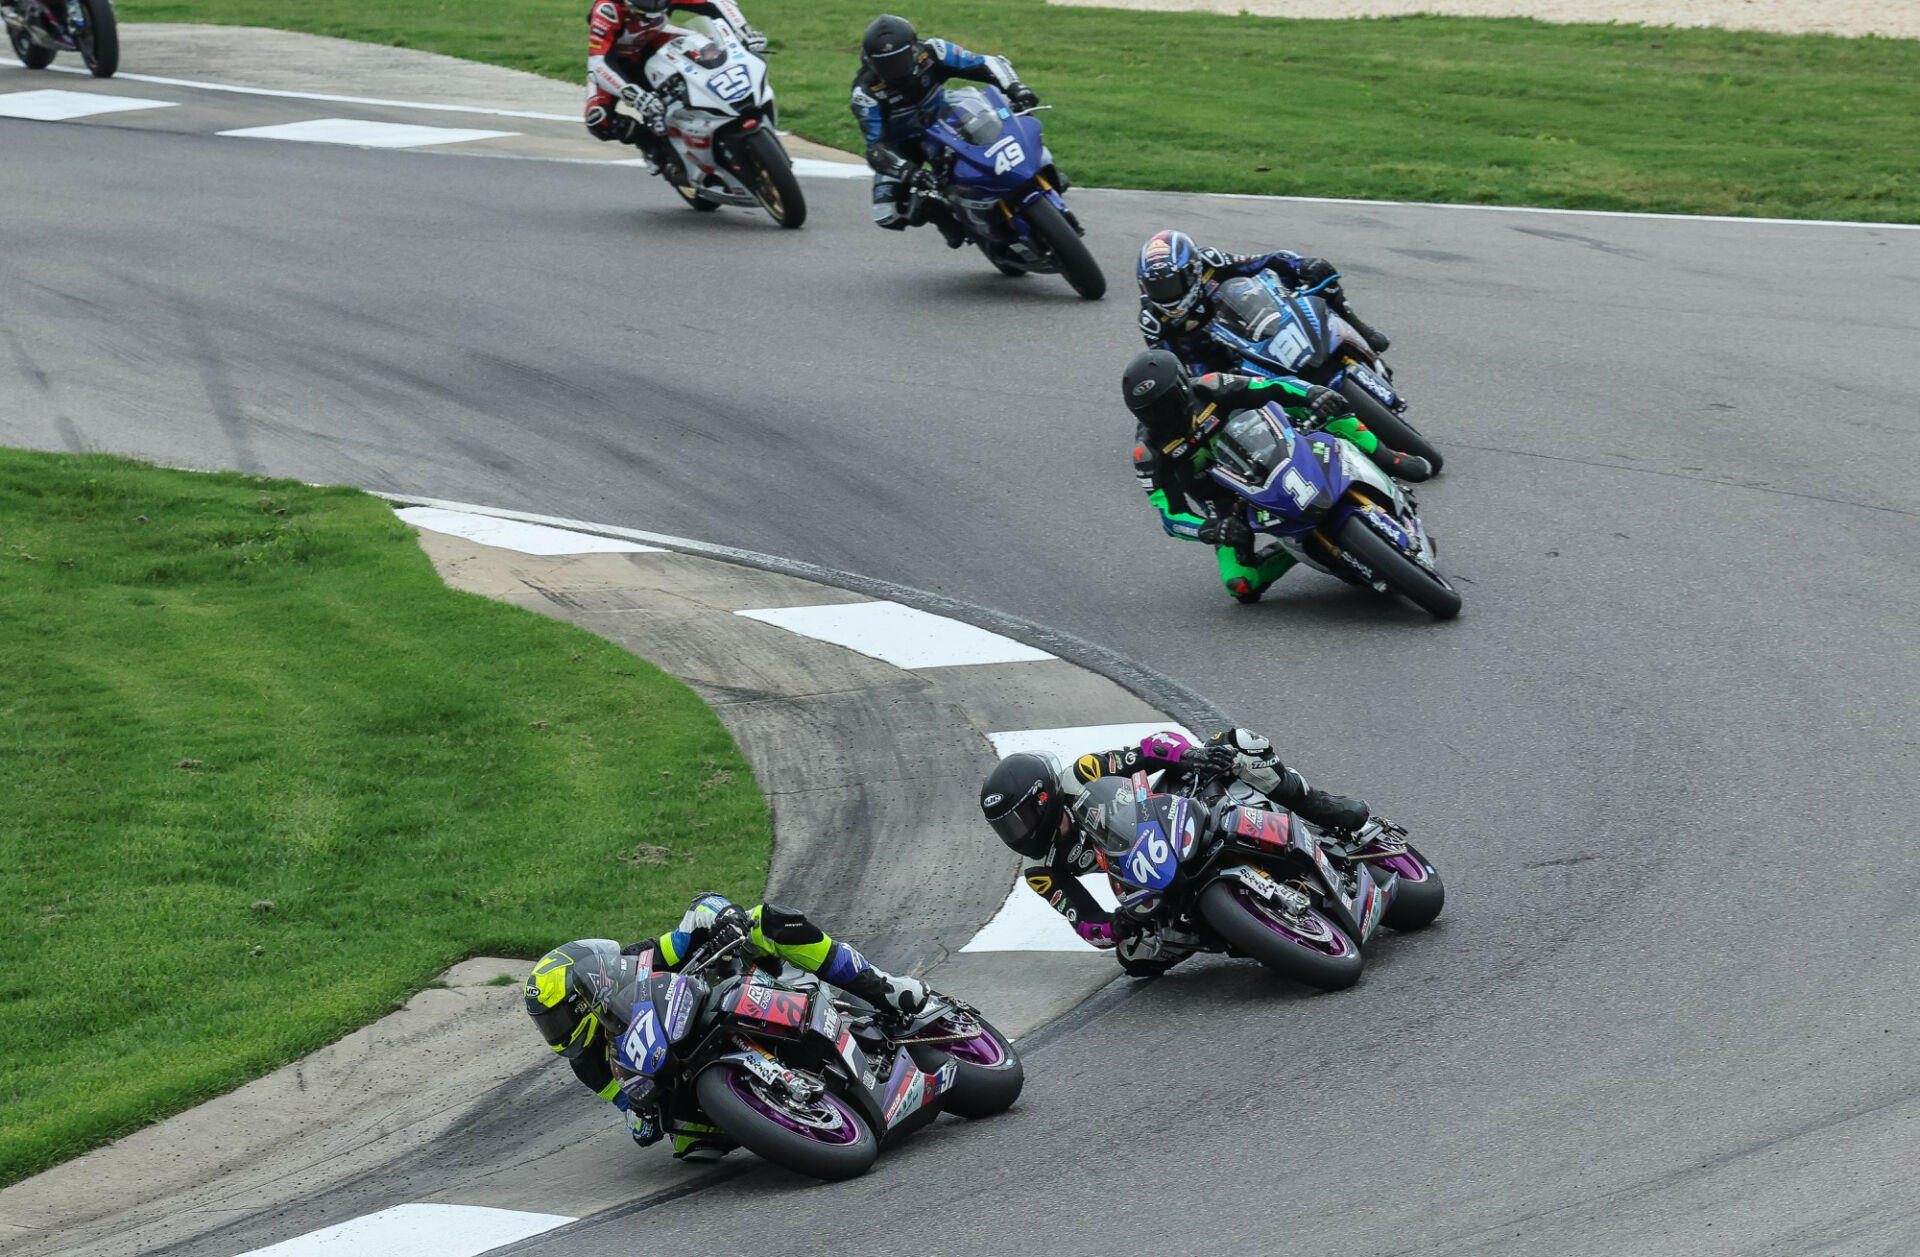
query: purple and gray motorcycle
[
  {"left": 1079, "top": 768, "right": 1444, "bottom": 990},
  {"left": 584, "top": 917, "right": 1021, "bottom": 1182},
  {"left": 4, "top": 0, "right": 117, "bottom": 77}
]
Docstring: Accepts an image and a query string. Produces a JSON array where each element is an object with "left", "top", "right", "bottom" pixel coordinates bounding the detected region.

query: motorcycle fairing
[
  {"left": 613, "top": 1001, "right": 670, "bottom": 1076},
  {"left": 878, "top": 1048, "right": 957, "bottom": 1129},
  {"left": 728, "top": 966, "right": 810, "bottom": 1034},
  {"left": 1228, "top": 805, "right": 1291, "bottom": 852},
  {"left": 920, "top": 84, "right": 1073, "bottom": 255},
  {"left": 809, "top": 987, "right": 867, "bottom": 1078}
]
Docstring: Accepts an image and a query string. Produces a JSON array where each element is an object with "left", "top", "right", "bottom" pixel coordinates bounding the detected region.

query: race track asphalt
[{"left": 6, "top": 114, "right": 1920, "bottom": 1256}]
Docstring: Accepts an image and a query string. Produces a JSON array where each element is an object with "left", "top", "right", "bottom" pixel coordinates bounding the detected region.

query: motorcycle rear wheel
[
  {"left": 929, "top": 1010, "right": 1023, "bottom": 1119},
  {"left": 75, "top": 0, "right": 115, "bottom": 77},
  {"left": 1333, "top": 514, "right": 1461, "bottom": 620},
  {"left": 9, "top": 26, "right": 53, "bottom": 68},
  {"left": 1337, "top": 375, "right": 1444, "bottom": 473},
  {"left": 1199, "top": 880, "right": 1363, "bottom": 991},
  {"left": 741, "top": 128, "right": 806, "bottom": 229},
  {"left": 694, "top": 1062, "right": 876, "bottom": 1181},
  {"left": 1023, "top": 197, "right": 1104, "bottom": 300}
]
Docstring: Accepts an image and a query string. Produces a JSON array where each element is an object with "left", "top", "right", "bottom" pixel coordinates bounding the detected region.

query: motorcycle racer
[
  {"left": 1137, "top": 229, "right": 1392, "bottom": 374},
  {"left": 979, "top": 730, "right": 1372, "bottom": 977},
  {"left": 1122, "top": 348, "right": 1432, "bottom": 604},
  {"left": 585, "top": 0, "right": 768, "bottom": 182},
  {"left": 524, "top": 893, "right": 925, "bottom": 1160},
  {"left": 850, "top": 14, "right": 1038, "bottom": 246}
]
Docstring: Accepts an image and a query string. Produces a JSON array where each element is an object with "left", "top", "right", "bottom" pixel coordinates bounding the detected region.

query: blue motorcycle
[
  {"left": 1204, "top": 400, "right": 1460, "bottom": 618},
  {"left": 1209, "top": 271, "right": 1444, "bottom": 472},
  {"left": 912, "top": 85, "right": 1105, "bottom": 300}
]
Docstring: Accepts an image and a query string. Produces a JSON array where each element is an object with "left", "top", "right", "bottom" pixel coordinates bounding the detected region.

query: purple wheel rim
[
  {"left": 1231, "top": 884, "right": 1353, "bottom": 957},
  {"left": 722, "top": 1067, "right": 864, "bottom": 1146},
  {"left": 1374, "top": 851, "right": 1432, "bottom": 881},
  {"left": 931, "top": 1017, "right": 1007, "bottom": 1067}
]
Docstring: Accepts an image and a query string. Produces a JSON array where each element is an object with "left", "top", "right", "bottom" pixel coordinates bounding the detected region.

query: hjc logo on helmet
[
  {"left": 983, "top": 792, "right": 1004, "bottom": 808},
  {"left": 1131, "top": 379, "right": 1158, "bottom": 398}
]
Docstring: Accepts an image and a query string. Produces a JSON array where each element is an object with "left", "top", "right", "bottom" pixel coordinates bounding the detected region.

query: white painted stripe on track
[
  {"left": 235, "top": 1203, "right": 573, "bottom": 1257},
  {"left": 986, "top": 721, "right": 1188, "bottom": 764},
  {"left": 17, "top": 59, "right": 583, "bottom": 121},
  {"left": 5, "top": 54, "right": 1910, "bottom": 226},
  {"left": 736, "top": 600, "right": 1054, "bottom": 668},
  {"left": 219, "top": 118, "right": 518, "bottom": 147},
  {"left": 395, "top": 506, "right": 663, "bottom": 555},
  {"left": 0, "top": 88, "right": 176, "bottom": 120},
  {"left": 963, "top": 873, "right": 1120, "bottom": 952}
]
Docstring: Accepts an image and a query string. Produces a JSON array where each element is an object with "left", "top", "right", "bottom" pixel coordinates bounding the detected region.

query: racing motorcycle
[
  {"left": 1203, "top": 399, "right": 1461, "bottom": 618},
  {"left": 4, "top": 0, "right": 117, "bottom": 77},
  {"left": 1210, "top": 270, "right": 1444, "bottom": 472},
  {"left": 1080, "top": 768, "right": 1444, "bottom": 990},
  {"left": 906, "top": 84, "right": 1104, "bottom": 299},
  {"left": 640, "top": 15, "right": 804, "bottom": 227},
  {"left": 585, "top": 917, "right": 1022, "bottom": 1181}
]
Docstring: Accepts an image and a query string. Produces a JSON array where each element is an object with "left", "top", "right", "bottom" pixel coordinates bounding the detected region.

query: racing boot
[
  {"left": 1370, "top": 446, "right": 1433, "bottom": 483},
  {"left": 1217, "top": 547, "right": 1296, "bottom": 605},
  {"left": 625, "top": 1103, "right": 663, "bottom": 1147},
  {"left": 1335, "top": 302, "right": 1391, "bottom": 354},
  {"left": 845, "top": 966, "right": 928, "bottom": 1017},
  {"left": 670, "top": 1122, "right": 732, "bottom": 1163}
]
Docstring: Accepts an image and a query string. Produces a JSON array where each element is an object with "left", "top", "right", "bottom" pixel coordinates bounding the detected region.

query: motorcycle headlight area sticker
[
  {"left": 986, "top": 135, "right": 1028, "bottom": 175},
  {"left": 708, "top": 64, "right": 753, "bottom": 102}
]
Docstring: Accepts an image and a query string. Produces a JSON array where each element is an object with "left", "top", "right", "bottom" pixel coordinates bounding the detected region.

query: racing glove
[
  {"left": 1179, "top": 742, "right": 1238, "bottom": 779},
  {"left": 739, "top": 23, "right": 768, "bottom": 52},
  {"left": 1296, "top": 256, "right": 1339, "bottom": 288},
  {"left": 1009, "top": 83, "right": 1040, "bottom": 111},
  {"left": 1197, "top": 516, "right": 1253, "bottom": 552},
  {"left": 907, "top": 168, "right": 941, "bottom": 197},
  {"left": 1305, "top": 385, "right": 1352, "bottom": 421}
]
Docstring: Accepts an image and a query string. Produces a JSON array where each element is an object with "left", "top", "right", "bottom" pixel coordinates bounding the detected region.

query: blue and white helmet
[{"left": 1138, "top": 229, "right": 1205, "bottom": 325}]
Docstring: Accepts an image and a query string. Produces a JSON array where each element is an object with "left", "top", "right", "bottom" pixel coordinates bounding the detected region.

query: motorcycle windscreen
[
  {"left": 939, "top": 85, "right": 1009, "bottom": 144},
  {"left": 1076, "top": 776, "right": 1181, "bottom": 891},
  {"left": 1213, "top": 406, "right": 1345, "bottom": 518}
]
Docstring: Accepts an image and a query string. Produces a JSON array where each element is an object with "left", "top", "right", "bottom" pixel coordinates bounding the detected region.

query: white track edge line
[
  {"left": 34, "top": 60, "right": 581, "bottom": 120},
  {"left": 18, "top": 63, "right": 1912, "bottom": 229},
  {"left": 16, "top": 52, "right": 1914, "bottom": 228}
]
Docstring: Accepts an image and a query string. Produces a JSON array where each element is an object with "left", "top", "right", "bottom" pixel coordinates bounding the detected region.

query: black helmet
[
  {"left": 862, "top": 14, "right": 920, "bottom": 85},
  {"left": 524, "top": 938, "right": 620, "bottom": 1059},
  {"left": 981, "top": 752, "right": 1064, "bottom": 860},
  {"left": 1122, "top": 349, "right": 1194, "bottom": 442}
]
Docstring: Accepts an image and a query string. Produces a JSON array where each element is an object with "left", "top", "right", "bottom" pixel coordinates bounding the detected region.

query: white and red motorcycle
[{"left": 641, "top": 15, "right": 804, "bottom": 228}]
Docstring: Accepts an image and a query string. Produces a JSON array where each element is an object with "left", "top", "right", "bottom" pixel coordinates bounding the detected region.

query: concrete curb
[{"left": 0, "top": 502, "right": 1215, "bottom": 1257}]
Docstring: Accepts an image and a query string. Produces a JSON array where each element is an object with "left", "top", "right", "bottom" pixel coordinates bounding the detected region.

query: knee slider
[{"left": 755, "top": 902, "right": 824, "bottom": 946}]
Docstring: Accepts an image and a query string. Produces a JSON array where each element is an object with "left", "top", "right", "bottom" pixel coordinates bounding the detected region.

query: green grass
[
  {"left": 0, "top": 451, "right": 771, "bottom": 1185},
  {"left": 122, "top": 0, "right": 1920, "bottom": 221}
]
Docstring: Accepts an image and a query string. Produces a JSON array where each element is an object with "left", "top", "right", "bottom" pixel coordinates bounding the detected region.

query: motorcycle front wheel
[
  {"left": 1198, "top": 879, "right": 1363, "bottom": 991},
  {"left": 1376, "top": 842, "right": 1445, "bottom": 931},
  {"left": 1332, "top": 514, "right": 1461, "bottom": 620},
  {"left": 926, "top": 1008, "right": 1023, "bottom": 1119},
  {"left": 1023, "top": 197, "right": 1104, "bottom": 300},
  {"left": 740, "top": 127, "right": 805, "bottom": 229},
  {"left": 1337, "top": 375, "right": 1444, "bottom": 473},
  {"left": 9, "top": 24, "right": 54, "bottom": 68},
  {"left": 693, "top": 1062, "right": 875, "bottom": 1181},
  {"left": 74, "top": 0, "right": 115, "bottom": 77}
]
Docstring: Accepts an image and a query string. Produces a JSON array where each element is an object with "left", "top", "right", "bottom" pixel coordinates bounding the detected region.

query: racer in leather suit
[
  {"left": 524, "top": 893, "right": 924, "bottom": 1160},
  {"left": 980, "top": 730, "right": 1371, "bottom": 978},
  {"left": 585, "top": 0, "right": 767, "bottom": 182},
  {"left": 1137, "top": 229, "right": 1393, "bottom": 373},
  {"left": 1123, "top": 349, "right": 1432, "bottom": 604},
  {"left": 850, "top": 14, "right": 1037, "bottom": 245}
]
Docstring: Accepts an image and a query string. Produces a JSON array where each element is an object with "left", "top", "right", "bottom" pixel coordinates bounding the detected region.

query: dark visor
[
  {"left": 869, "top": 45, "right": 915, "bottom": 80},
  {"left": 1144, "top": 272, "right": 1191, "bottom": 305}
]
